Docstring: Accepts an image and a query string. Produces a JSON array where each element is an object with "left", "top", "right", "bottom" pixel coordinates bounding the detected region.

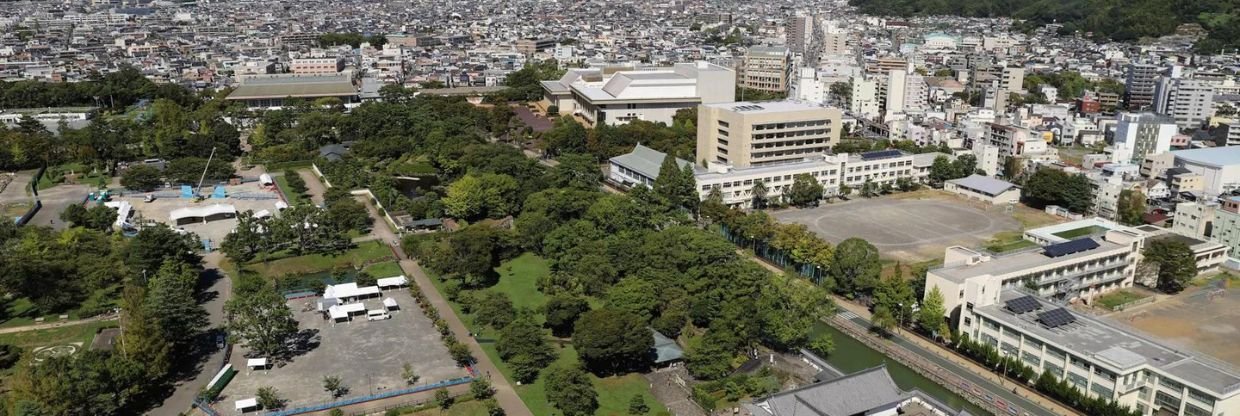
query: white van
[{"left": 367, "top": 310, "right": 391, "bottom": 321}]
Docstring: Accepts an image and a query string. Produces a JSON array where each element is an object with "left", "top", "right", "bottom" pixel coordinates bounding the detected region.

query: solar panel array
[
  {"left": 1043, "top": 238, "right": 1100, "bottom": 258},
  {"left": 859, "top": 149, "right": 903, "bottom": 161},
  {"left": 1037, "top": 308, "right": 1076, "bottom": 329},
  {"left": 1004, "top": 295, "right": 1041, "bottom": 314},
  {"left": 733, "top": 105, "right": 765, "bottom": 112}
]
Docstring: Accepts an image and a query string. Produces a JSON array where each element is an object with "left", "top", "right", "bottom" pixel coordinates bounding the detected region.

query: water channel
[{"left": 812, "top": 322, "right": 990, "bottom": 415}]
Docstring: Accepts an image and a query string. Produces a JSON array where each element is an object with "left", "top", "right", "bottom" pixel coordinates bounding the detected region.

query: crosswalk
[{"left": 837, "top": 311, "right": 860, "bottom": 320}]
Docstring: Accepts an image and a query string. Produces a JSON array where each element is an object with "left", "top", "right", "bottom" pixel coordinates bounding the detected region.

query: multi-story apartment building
[
  {"left": 514, "top": 38, "right": 556, "bottom": 55},
  {"left": 1169, "top": 147, "right": 1240, "bottom": 197},
  {"left": 1125, "top": 63, "right": 1160, "bottom": 110},
  {"left": 1209, "top": 196, "right": 1240, "bottom": 258},
  {"left": 739, "top": 46, "right": 791, "bottom": 93},
  {"left": 1113, "top": 113, "right": 1176, "bottom": 164},
  {"left": 785, "top": 15, "right": 811, "bottom": 54},
  {"left": 696, "top": 100, "right": 841, "bottom": 168},
  {"left": 850, "top": 76, "right": 880, "bottom": 119},
  {"left": 987, "top": 123, "right": 1046, "bottom": 158},
  {"left": 999, "top": 66, "right": 1024, "bottom": 94},
  {"left": 1155, "top": 78, "right": 1215, "bottom": 130}
]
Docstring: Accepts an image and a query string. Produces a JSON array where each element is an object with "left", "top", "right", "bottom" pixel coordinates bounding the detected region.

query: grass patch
[
  {"left": 0, "top": 320, "right": 116, "bottom": 388},
  {"left": 984, "top": 231, "right": 1038, "bottom": 253},
  {"left": 364, "top": 261, "right": 404, "bottom": 278},
  {"left": 428, "top": 253, "right": 659, "bottom": 415},
  {"left": 1095, "top": 290, "right": 1149, "bottom": 310},
  {"left": 274, "top": 174, "right": 307, "bottom": 206},
  {"left": 1, "top": 201, "right": 32, "bottom": 218},
  {"left": 243, "top": 241, "right": 395, "bottom": 277},
  {"left": 404, "top": 399, "right": 490, "bottom": 416},
  {"left": 1053, "top": 225, "right": 1108, "bottom": 240},
  {"left": 491, "top": 253, "right": 550, "bottom": 312},
  {"left": 38, "top": 162, "right": 108, "bottom": 190}
]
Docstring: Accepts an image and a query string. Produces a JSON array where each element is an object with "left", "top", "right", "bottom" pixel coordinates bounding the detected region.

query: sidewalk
[{"left": 0, "top": 313, "right": 118, "bottom": 335}]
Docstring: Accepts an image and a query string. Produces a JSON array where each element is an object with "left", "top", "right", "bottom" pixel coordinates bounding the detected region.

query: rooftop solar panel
[
  {"left": 1038, "top": 308, "right": 1076, "bottom": 328},
  {"left": 1043, "top": 238, "right": 1100, "bottom": 258},
  {"left": 1004, "top": 295, "right": 1041, "bottom": 314}
]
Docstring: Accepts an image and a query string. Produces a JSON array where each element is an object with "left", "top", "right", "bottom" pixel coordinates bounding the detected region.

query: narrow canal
[{"left": 812, "top": 322, "right": 990, "bottom": 415}]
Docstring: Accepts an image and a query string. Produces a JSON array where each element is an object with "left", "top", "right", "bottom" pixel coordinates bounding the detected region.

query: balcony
[{"left": 1035, "top": 260, "right": 1128, "bottom": 287}]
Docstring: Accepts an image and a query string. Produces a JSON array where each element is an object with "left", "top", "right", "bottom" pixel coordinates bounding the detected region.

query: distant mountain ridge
[{"left": 848, "top": 0, "right": 1240, "bottom": 53}]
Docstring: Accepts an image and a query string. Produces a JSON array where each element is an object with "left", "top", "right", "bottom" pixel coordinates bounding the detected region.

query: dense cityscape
[{"left": 1, "top": 0, "right": 1240, "bottom": 416}]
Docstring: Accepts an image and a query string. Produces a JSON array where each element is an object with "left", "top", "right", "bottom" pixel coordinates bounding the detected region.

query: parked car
[{"left": 367, "top": 310, "right": 391, "bottom": 321}]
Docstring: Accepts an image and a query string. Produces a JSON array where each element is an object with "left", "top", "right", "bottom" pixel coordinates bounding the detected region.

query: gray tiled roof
[
  {"left": 609, "top": 144, "right": 691, "bottom": 180},
  {"left": 947, "top": 174, "right": 1017, "bottom": 196},
  {"left": 753, "top": 365, "right": 903, "bottom": 416}
]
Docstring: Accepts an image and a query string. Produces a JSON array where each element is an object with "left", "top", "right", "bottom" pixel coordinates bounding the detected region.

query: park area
[
  {"left": 427, "top": 253, "right": 662, "bottom": 416},
  {"left": 0, "top": 320, "right": 117, "bottom": 390},
  {"left": 1109, "top": 274, "right": 1240, "bottom": 366},
  {"left": 771, "top": 190, "right": 1059, "bottom": 262}
]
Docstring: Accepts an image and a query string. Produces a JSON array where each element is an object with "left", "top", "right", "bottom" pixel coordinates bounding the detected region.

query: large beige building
[
  {"left": 738, "top": 46, "right": 791, "bottom": 93},
  {"left": 696, "top": 100, "right": 841, "bottom": 168}
]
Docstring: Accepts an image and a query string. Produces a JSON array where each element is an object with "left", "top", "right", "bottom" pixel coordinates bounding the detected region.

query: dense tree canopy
[{"left": 1023, "top": 168, "right": 1095, "bottom": 213}]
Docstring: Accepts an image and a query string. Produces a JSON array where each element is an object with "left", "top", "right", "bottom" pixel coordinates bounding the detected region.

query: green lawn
[
  {"left": 491, "top": 253, "right": 550, "bottom": 312},
  {"left": 243, "top": 241, "right": 395, "bottom": 277},
  {"left": 1053, "top": 225, "right": 1108, "bottom": 240},
  {"left": 985, "top": 231, "right": 1039, "bottom": 253},
  {"left": 364, "top": 261, "right": 404, "bottom": 278},
  {"left": 274, "top": 174, "right": 307, "bottom": 206},
  {"left": 1095, "top": 290, "right": 1149, "bottom": 310},
  {"left": 429, "top": 253, "right": 659, "bottom": 415},
  {"left": 1, "top": 285, "right": 121, "bottom": 329},
  {"left": 0, "top": 320, "right": 115, "bottom": 388},
  {"left": 38, "top": 162, "right": 109, "bottom": 190},
  {"left": 405, "top": 399, "right": 489, "bottom": 416}
]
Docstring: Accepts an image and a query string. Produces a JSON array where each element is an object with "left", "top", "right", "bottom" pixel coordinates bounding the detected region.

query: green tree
[
  {"left": 120, "top": 164, "right": 163, "bottom": 191},
  {"left": 323, "top": 375, "right": 347, "bottom": 398},
  {"left": 435, "top": 388, "right": 454, "bottom": 409},
  {"left": 543, "top": 294, "right": 591, "bottom": 337},
  {"left": 257, "top": 386, "right": 284, "bottom": 410},
  {"left": 443, "top": 173, "right": 519, "bottom": 220},
  {"left": 60, "top": 204, "right": 117, "bottom": 231},
  {"left": 1117, "top": 189, "right": 1146, "bottom": 225},
  {"left": 1143, "top": 239, "right": 1197, "bottom": 294},
  {"left": 750, "top": 181, "right": 768, "bottom": 208},
  {"left": 573, "top": 307, "right": 655, "bottom": 375},
  {"left": 401, "top": 362, "right": 420, "bottom": 385},
  {"left": 1024, "top": 168, "right": 1094, "bottom": 213},
  {"left": 830, "top": 238, "right": 881, "bottom": 298},
  {"left": 918, "top": 286, "right": 949, "bottom": 339},
  {"left": 225, "top": 285, "right": 299, "bottom": 358},
  {"left": 807, "top": 333, "right": 835, "bottom": 356},
  {"left": 550, "top": 153, "right": 602, "bottom": 190},
  {"left": 873, "top": 270, "right": 916, "bottom": 327},
  {"left": 872, "top": 304, "right": 897, "bottom": 334},
  {"left": 759, "top": 277, "right": 833, "bottom": 350},
  {"left": 652, "top": 153, "right": 697, "bottom": 213},
  {"left": 283, "top": 170, "right": 308, "bottom": 196},
  {"left": 544, "top": 364, "right": 599, "bottom": 416},
  {"left": 470, "top": 377, "right": 495, "bottom": 399},
  {"left": 145, "top": 260, "right": 209, "bottom": 350},
  {"left": 496, "top": 314, "right": 556, "bottom": 383},
  {"left": 786, "top": 174, "right": 824, "bottom": 206},
  {"left": 929, "top": 155, "right": 954, "bottom": 185},
  {"left": 126, "top": 224, "right": 201, "bottom": 276},
  {"left": 473, "top": 291, "right": 517, "bottom": 329},
  {"left": 628, "top": 394, "right": 650, "bottom": 415},
  {"left": 10, "top": 351, "right": 149, "bottom": 416}
]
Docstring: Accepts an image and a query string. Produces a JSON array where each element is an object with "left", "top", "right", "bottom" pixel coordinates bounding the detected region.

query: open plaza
[
  {"left": 771, "top": 192, "right": 1028, "bottom": 262},
  {"left": 112, "top": 179, "right": 286, "bottom": 245},
  {"left": 216, "top": 288, "right": 463, "bottom": 415}
]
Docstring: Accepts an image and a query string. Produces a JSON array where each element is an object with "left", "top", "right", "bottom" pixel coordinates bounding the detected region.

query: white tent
[
  {"left": 323, "top": 283, "right": 380, "bottom": 302},
  {"left": 383, "top": 297, "right": 399, "bottom": 310},
  {"left": 169, "top": 204, "right": 236, "bottom": 223},
  {"left": 235, "top": 398, "right": 258, "bottom": 412},
  {"left": 246, "top": 358, "right": 268, "bottom": 370},
  {"left": 253, "top": 209, "right": 272, "bottom": 218},
  {"left": 259, "top": 173, "right": 274, "bottom": 185},
  {"left": 377, "top": 275, "right": 408, "bottom": 289},
  {"left": 103, "top": 201, "right": 133, "bottom": 229},
  {"left": 275, "top": 200, "right": 289, "bottom": 210},
  {"left": 328, "top": 302, "right": 366, "bottom": 321}
]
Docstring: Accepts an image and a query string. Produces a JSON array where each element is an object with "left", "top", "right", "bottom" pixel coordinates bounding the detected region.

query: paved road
[
  {"left": 148, "top": 252, "right": 234, "bottom": 416},
  {"left": 296, "top": 168, "right": 327, "bottom": 206}
]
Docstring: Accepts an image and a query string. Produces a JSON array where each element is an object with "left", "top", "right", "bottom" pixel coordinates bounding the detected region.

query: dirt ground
[
  {"left": 1109, "top": 280, "right": 1240, "bottom": 366},
  {"left": 118, "top": 181, "right": 284, "bottom": 244},
  {"left": 772, "top": 191, "right": 1027, "bottom": 262}
]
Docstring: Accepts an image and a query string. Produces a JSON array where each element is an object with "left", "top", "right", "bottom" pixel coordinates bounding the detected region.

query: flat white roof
[
  {"left": 701, "top": 100, "right": 834, "bottom": 114},
  {"left": 377, "top": 276, "right": 408, "bottom": 287},
  {"left": 323, "top": 283, "right": 381, "bottom": 300},
  {"left": 246, "top": 358, "right": 267, "bottom": 368}
]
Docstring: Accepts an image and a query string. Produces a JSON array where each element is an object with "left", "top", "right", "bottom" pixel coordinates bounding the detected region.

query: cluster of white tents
[{"left": 316, "top": 276, "right": 408, "bottom": 323}]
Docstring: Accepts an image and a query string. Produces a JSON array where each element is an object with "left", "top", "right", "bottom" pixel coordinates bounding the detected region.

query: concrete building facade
[
  {"left": 739, "top": 46, "right": 792, "bottom": 93},
  {"left": 696, "top": 100, "right": 842, "bottom": 168}
]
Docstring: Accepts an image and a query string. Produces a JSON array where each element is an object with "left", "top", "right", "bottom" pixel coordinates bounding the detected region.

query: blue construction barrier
[
  {"left": 212, "top": 185, "right": 227, "bottom": 199},
  {"left": 262, "top": 376, "right": 474, "bottom": 416},
  {"left": 181, "top": 185, "right": 194, "bottom": 199}
]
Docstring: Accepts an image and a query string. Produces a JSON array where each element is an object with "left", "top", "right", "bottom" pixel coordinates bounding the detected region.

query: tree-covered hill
[{"left": 848, "top": 0, "right": 1240, "bottom": 53}]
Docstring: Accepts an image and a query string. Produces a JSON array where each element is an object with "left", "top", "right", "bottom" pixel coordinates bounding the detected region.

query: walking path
[
  {"left": 0, "top": 313, "right": 118, "bottom": 335},
  {"left": 149, "top": 252, "right": 234, "bottom": 416}
]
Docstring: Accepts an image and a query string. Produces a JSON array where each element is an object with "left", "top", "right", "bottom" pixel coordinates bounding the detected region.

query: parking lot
[
  {"left": 217, "top": 289, "right": 462, "bottom": 414},
  {"left": 772, "top": 195, "right": 1022, "bottom": 262}
]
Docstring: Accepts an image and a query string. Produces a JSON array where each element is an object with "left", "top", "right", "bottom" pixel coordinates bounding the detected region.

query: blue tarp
[
  {"left": 181, "top": 185, "right": 193, "bottom": 199},
  {"left": 212, "top": 186, "right": 226, "bottom": 199}
]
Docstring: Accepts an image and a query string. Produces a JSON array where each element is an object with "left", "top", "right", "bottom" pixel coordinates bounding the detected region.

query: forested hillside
[{"left": 848, "top": 0, "right": 1240, "bottom": 53}]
